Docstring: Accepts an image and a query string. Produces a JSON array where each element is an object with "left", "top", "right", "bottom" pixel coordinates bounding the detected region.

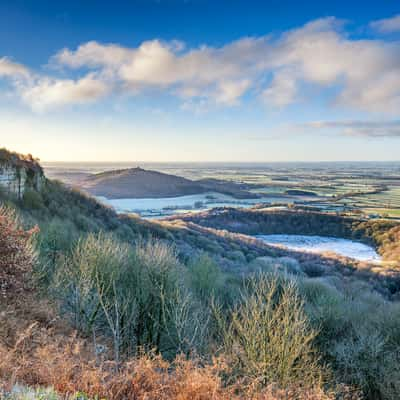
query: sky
[{"left": 0, "top": 0, "right": 400, "bottom": 162}]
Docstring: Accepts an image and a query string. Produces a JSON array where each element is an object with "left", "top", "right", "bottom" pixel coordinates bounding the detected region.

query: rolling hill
[{"left": 80, "top": 167, "right": 260, "bottom": 199}]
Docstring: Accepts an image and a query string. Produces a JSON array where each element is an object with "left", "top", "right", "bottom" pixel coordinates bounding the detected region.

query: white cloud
[
  {"left": 302, "top": 120, "right": 400, "bottom": 137},
  {"left": 54, "top": 41, "right": 134, "bottom": 68},
  {"left": 52, "top": 17, "right": 400, "bottom": 113},
  {"left": 262, "top": 69, "right": 298, "bottom": 107},
  {"left": 0, "top": 56, "right": 109, "bottom": 111},
  {"left": 0, "top": 57, "right": 30, "bottom": 79},
  {"left": 54, "top": 37, "right": 265, "bottom": 104},
  {"left": 215, "top": 79, "right": 250, "bottom": 105},
  {"left": 118, "top": 40, "right": 187, "bottom": 86},
  {"left": 1, "top": 16, "right": 400, "bottom": 113},
  {"left": 370, "top": 14, "right": 400, "bottom": 34},
  {"left": 265, "top": 18, "right": 400, "bottom": 113},
  {"left": 20, "top": 74, "right": 110, "bottom": 111},
  {"left": 337, "top": 70, "right": 400, "bottom": 113}
]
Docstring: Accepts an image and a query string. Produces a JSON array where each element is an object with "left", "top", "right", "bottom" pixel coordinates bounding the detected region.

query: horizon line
[{"left": 41, "top": 160, "right": 400, "bottom": 164}]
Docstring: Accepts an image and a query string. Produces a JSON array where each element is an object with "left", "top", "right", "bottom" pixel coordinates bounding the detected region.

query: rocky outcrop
[{"left": 0, "top": 149, "right": 44, "bottom": 199}]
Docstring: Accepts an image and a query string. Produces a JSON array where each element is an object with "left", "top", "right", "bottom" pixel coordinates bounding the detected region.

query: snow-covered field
[
  {"left": 97, "top": 192, "right": 291, "bottom": 218},
  {"left": 256, "top": 234, "right": 381, "bottom": 262}
]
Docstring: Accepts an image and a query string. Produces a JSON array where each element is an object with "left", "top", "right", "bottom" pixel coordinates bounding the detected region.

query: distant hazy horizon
[
  {"left": 43, "top": 160, "right": 400, "bottom": 166},
  {"left": 43, "top": 161, "right": 400, "bottom": 180}
]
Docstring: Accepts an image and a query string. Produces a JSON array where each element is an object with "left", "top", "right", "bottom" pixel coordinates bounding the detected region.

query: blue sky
[{"left": 0, "top": 0, "right": 399, "bottom": 161}]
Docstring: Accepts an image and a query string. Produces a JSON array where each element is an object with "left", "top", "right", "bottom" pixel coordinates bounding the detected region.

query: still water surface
[{"left": 256, "top": 234, "right": 381, "bottom": 262}]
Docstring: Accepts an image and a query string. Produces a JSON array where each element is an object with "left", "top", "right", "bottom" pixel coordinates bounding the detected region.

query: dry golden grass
[
  {"left": 0, "top": 206, "right": 358, "bottom": 400},
  {"left": 0, "top": 299, "right": 342, "bottom": 400}
]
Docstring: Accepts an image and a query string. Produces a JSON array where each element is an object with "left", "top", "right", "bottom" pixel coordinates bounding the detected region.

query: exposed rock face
[
  {"left": 0, "top": 149, "right": 44, "bottom": 199},
  {"left": 0, "top": 165, "right": 27, "bottom": 198}
]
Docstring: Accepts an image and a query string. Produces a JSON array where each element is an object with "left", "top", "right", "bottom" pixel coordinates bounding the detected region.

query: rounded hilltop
[
  {"left": 80, "top": 166, "right": 260, "bottom": 199},
  {"left": 82, "top": 167, "right": 206, "bottom": 199}
]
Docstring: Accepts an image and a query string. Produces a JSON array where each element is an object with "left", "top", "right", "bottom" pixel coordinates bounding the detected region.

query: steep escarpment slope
[
  {"left": 3, "top": 150, "right": 400, "bottom": 399},
  {"left": 2, "top": 189, "right": 400, "bottom": 400},
  {"left": 2, "top": 153, "right": 400, "bottom": 297},
  {"left": 0, "top": 156, "right": 271, "bottom": 273}
]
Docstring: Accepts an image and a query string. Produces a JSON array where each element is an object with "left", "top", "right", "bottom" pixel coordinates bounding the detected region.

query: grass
[
  {"left": 0, "top": 290, "right": 334, "bottom": 400},
  {"left": 364, "top": 208, "right": 400, "bottom": 218},
  {"left": 2, "top": 165, "right": 400, "bottom": 399},
  {"left": 0, "top": 206, "right": 339, "bottom": 399}
]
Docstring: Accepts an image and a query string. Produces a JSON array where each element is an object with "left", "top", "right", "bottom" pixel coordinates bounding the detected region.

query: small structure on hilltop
[{"left": 0, "top": 148, "right": 44, "bottom": 199}]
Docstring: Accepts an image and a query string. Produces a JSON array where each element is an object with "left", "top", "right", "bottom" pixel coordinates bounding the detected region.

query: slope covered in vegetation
[
  {"left": 2, "top": 155, "right": 400, "bottom": 399},
  {"left": 178, "top": 206, "right": 400, "bottom": 265},
  {"left": 0, "top": 205, "right": 333, "bottom": 399}
]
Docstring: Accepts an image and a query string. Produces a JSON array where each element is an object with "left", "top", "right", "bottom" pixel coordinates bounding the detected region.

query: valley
[
  {"left": 2, "top": 150, "right": 400, "bottom": 400},
  {"left": 44, "top": 161, "right": 400, "bottom": 220}
]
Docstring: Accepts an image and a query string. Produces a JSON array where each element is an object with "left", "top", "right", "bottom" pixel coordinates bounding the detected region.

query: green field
[{"left": 364, "top": 208, "right": 400, "bottom": 218}]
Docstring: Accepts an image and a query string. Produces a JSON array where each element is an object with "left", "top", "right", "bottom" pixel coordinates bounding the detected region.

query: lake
[{"left": 256, "top": 234, "right": 381, "bottom": 262}]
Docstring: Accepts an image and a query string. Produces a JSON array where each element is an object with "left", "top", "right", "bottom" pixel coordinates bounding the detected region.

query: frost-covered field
[
  {"left": 97, "top": 192, "right": 291, "bottom": 218},
  {"left": 256, "top": 234, "right": 381, "bottom": 262}
]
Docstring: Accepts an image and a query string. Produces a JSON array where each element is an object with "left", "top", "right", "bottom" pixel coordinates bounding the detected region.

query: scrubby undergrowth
[
  {"left": 177, "top": 207, "right": 400, "bottom": 263},
  {"left": 0, "top": 206, "right": 346, "bottom": 399},
  {"left": 2, "top": 174, "right": 400, "bottom": 399}
]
